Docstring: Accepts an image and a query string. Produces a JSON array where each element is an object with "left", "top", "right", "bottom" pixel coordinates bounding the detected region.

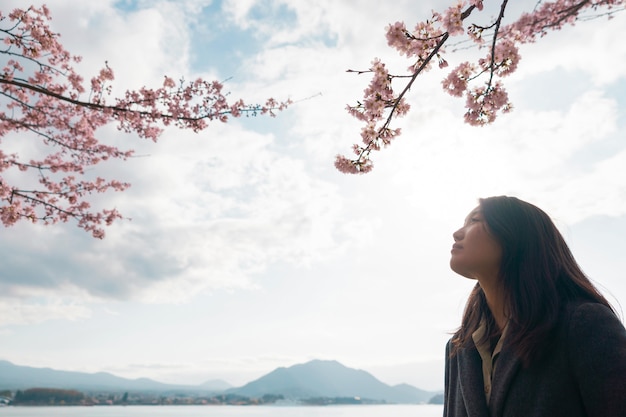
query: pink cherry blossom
[
  {"left": 471, "top": 1, "right": 484, "bottom": 11},
  {"left": 0, "top": 5, "right": 290, "bottom": 237},
  {"left": 442, "top": 62, "right": 476, "bottom": 97},
  {"left": 464, "top": 82, "right": 512, "bottom": 126},
  {"left": 338, "top": 0, "right": 624, "bottom": 174},
  {"left": 442, "top": 1, "right": 467, "bottom": 36}
]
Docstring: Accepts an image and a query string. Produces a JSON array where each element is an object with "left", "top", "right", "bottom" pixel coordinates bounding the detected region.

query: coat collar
[
  {"left": 488, "top": 346, "right": 522, "bottom": 416},
  {"left": 457, "top": 341, "right": 522, "bottom": 417},
  {"left": 457, "top": 345, "right": 490, "bottom": 417}
]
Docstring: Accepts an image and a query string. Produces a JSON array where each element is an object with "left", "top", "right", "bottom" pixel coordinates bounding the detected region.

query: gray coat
[{"left": 444, "top": 302, "right": 626, "bottom": 417}]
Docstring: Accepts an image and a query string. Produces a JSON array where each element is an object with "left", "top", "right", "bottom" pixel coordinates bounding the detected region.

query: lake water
[{"left": 0, "top": 405, "right": 444, "bottom": 417}]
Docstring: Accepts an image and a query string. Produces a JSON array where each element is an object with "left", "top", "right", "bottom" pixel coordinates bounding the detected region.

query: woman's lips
[{"left": 451, "top": 243, "right": 463, "bottom": 253}]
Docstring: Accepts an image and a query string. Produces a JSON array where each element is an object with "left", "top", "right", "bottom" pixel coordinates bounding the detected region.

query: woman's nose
[{"left": 452, "top": 227, "right": 463, "bottom": 241}]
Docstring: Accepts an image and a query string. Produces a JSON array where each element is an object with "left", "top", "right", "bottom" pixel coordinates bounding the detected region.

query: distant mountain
[
  {"left": 0, "top": 360, "right": 231, "bottom": 393},
  {"left": 198, "top": 379, "right": 232, "bottom": 391},
  {"left": 0, "top": 359, "right": 438, "bottom": 403},
  {"left": 228, "top": 359, "right": 436, "bottom": 403}
]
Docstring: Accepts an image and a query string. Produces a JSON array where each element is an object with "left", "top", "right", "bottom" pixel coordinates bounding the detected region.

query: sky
[{"left": 1, "top": 0, "right": 625, "bottom": 392}]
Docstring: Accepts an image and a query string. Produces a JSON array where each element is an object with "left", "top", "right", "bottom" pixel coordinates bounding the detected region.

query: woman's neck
[{"left": 480, "top": 280, "right": 508, "bottom": 330}]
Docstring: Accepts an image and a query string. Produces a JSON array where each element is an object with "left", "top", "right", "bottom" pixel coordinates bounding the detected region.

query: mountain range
[
  {"left": 0, "top": 360, "right": 230, "bottom": 393},
  {"left": 0, "top": 359, "right": 439, "bottom": 403}
]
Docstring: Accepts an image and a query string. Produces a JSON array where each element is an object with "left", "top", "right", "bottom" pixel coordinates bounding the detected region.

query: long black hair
[{"left": 450, "top": 195, "right": 615, "bottom": 364}]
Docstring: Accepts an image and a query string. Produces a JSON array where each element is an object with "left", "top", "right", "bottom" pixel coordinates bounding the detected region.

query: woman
[{"left": 445, "top": 196, "right": 626, "bottom": 417}]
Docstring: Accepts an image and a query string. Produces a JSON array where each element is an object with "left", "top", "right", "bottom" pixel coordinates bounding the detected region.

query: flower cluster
[
  {"left": 442, "top": 1, "right": 467, "bottom": 36},
  {"left": 503, "top": 0, "right": 623, "bottom": 43},
  {"left": 481, "top": 39, "right": 520, "bottom": 77},
  {"left": 0, "top": 6, "right": 289, "bottom": 237},
  {"left": 338, "top": 59, "right": 408, "bottom": 174},
  {"left": 442, "top": 62, "right": 475, "bottom": 97},
  {"left": 338, "top": 0, "right": 624, "bottom": 173},
  {"left": 464, "top": 82, "right": 512, "bottom": 126},
  {"left": 386, "top": 17, "right": 446, "bottom": 72}
]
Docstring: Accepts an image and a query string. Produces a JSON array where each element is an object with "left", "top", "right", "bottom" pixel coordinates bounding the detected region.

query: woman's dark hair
[{"left": 450, "top": 195, "right": 615, "bottom": 364}]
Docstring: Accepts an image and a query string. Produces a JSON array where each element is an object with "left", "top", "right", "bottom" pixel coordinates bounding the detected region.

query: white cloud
[{"left": 0, "top": 292, "right": 93, "bottom": 327}]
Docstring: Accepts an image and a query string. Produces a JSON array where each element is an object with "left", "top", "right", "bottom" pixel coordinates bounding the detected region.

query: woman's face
[{"left": 450, "top": 207, "right": 502, "bottom": 282}]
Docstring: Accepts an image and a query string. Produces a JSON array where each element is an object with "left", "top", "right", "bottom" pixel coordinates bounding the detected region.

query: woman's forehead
[{"left": 466, "top": 206, "right": 482, "bottom": 218}]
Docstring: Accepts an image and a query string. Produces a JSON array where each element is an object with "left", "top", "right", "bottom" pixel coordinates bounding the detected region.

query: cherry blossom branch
[
  {"left": 337, "top": 0, "right": 624, "bottom": 174},
  {"left": 485, "top": 1, "right": 510, "bottom": 89},
  {"left": 336, "top": 2, "right": 480, "bottom": 174},
  {"left": 341, "top": 32, "right": 450, "bottom": 173},
  {"left": 0, "top": 5, "right": 290, "bottom": 238},
  {"left": 0, "top": 77, "right": 289, "bottom": 132}
]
